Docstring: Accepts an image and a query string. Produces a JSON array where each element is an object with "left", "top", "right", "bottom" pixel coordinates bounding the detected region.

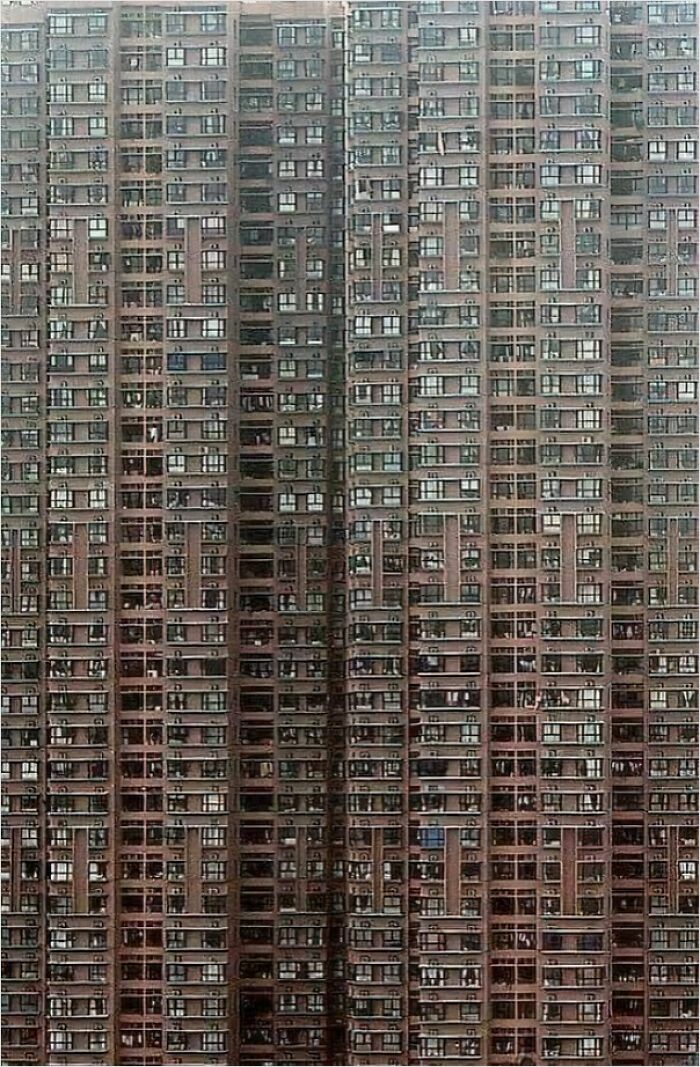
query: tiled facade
[{"left": 1, "top": 2, "right": 698, "bottom": 1065}]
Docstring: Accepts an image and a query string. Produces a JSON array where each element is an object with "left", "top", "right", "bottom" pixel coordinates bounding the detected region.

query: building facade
[{"left": 1, "top": 1, "right": 698, "bottom": 1065}]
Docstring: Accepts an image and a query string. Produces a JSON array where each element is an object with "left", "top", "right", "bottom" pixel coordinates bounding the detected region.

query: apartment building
[{"left": 1, "top": 1, "right": 697, "bottom": 1065}]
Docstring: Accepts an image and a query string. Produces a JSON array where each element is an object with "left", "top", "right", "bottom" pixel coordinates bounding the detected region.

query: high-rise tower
[{"left": 1, "top": 2, "right": 698, "bottom": 1065}]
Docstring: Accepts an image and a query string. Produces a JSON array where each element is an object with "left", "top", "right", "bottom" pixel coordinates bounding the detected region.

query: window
[
  {"left": 278, "top": 193, "right": 296, "bottom": 213},
  {"left": 278, "top": 160, "right": 296, "bottom": 179},
  {"left": 200, "top": 12, "right": 225, "bottom": 31},
  {"left": 201, "top": 963, "right": 225, "bottom": 982},
  {"left": 201, "top": 46, "right": 226, "bottom": 66},
  {"left": 420, "top": 236, "right": 443, "bottom": 257},
  {"left": 202, "top": 217, "right": 226, "bottom": 238},
  {"left": 202, "top": 319, "right": 225, "bottom": 339},
  {"left": 305, "top": 91, "right": 324, "bottom": 110},
  {"left": 417, "top": 204, "right": 443, "bottom": 227},
  {"left": 88, "top": 218, "right": 108, "bottom": 240},
  {"left": 420, "top": 166, "right": 444, "bottom": 188},
  {"left": 576, "top": 164, "right": 602, "bottom": 184},
  {"left": 166, "top": 46, "right": 184, "bottom": 66},
  {"left": 540, "top": 164, "right": 560, "bottom": 186},
  {"left": 202, "top": 250, "right": 226, "bottom": 271},
  {"left": 48, "top": 83, "right": 73, "bottom": 104},
  {"left": 48, "top": 14, "right": 75, "bottom": 33},
  {"left": 575, "top": 59, "right": 601, "bottom": 79},
  {"left": 540, "top": 268, "right": 560, "bottom": 290},
  {"left": 49, "top": 1034, "right": 73, "bottom": 1052},
  {"left": 203, "top": 1034, "right": 226, "bottom": 1052},
  {"left": 49, "top": 861, "right": 73, "bottom": 882},
  {"left": 575, "top": 24, "right": 601, "bottom": 44},
  {"left": 460, "top": 165, "right": 479, "bottom": 186}
]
